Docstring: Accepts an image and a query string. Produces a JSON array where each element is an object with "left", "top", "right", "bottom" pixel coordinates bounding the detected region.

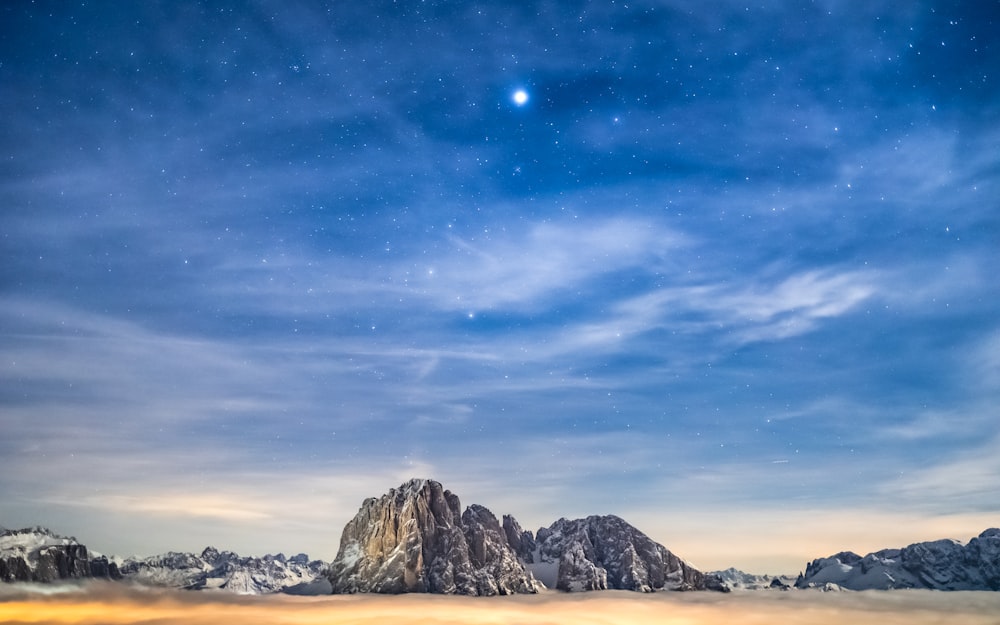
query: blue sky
[{"left": 2, "top": 1, "right": 998, "bottom": 573}]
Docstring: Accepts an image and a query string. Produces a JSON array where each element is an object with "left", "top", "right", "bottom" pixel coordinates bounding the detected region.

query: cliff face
[
  {"left": 31, "top": 543, "right": 92, "bottom": 581},
  {"left": 502, "top": 514, "right": 536, "bottom": 562},
  {"left": 327, "top": 479, "right": 536, "bottom": 595},
  {"left": 0, "top": 527, "right": 120, "bottom": 583}
]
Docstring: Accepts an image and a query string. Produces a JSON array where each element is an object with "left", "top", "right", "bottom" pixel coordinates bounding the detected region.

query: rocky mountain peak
[
  {"left": 200, "top": 546, "right": 220, "bottom": 562},
  {"left": 327, "top": 478, "right": 535, "bottom": 595},
  {"left": 530, "top": 514, "right": 723, "bottom": 592}
]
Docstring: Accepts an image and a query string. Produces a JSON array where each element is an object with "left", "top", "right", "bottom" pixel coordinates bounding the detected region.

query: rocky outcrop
[
  {"left": 502, "top": 514, "right": 536, "bottom": 562},
  {"left": 461, "top": 505, "right": 540, "bottom": 594},
  {"left": 0, "top": 555, "right": 32, "bottom": 582},
  {"left": 769, "top": 576, "right": 790, "bottom": 589},
  {"left": 529, "top": 515, "right": 725, "bottom": 592},
  {"left": 89, "top": 554, "right": 121, "bottom": 579},
  {"left": 0, "top": 527, "right": 121, "bottom": 583},
  {"left": 796, "top": 528, "right": 1000, "bottom": 590},
  {"left": 327, "top": 479, "right": 536, "bottom": 595},
  {"left": 118, "top": 546, "right": 326, "bottom": 594}
]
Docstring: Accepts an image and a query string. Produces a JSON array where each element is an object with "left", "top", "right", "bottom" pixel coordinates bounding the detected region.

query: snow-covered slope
[
  {"left": 118, "top": 547, "right": 327, "bottom": 595},
  {"left": 796, "top": 528, "right": 1000, "bottom": 590},
  {"left": 0, "top": 527, "right": 120, "bottom": 582}
]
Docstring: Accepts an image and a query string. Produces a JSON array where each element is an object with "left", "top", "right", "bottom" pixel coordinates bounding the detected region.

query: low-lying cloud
[{"left": 2, "top": 583, "right": 999, "bottom": 625}]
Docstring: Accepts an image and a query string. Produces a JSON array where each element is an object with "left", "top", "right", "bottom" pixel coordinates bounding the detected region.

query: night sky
[{"left": 2, "top": 1, "right": 998, "bottom": 574}]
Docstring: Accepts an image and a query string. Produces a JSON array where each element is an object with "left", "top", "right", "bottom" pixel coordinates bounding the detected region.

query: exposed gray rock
[
  {"left": 0, "top": 555, "right": 32, "bottom": 582},
  {"left": 462, "top": 504, "right": 539, "bottom": 595},
  {"left": 88, "top": 555, "right": 121, "bottom": 579},
  {"left": 769, "top": 576, "right": 790, "bottom": 590},
  {"left": 327, "top": 478, "right": 536, "bottom": 595},
  {"left": 796, "top": 528, "right": 1000, "bottom": 590},
  {"left": 0, "top": 527, "right": 120, "bottom": 583},
  {"left": 502, "top": 514, "right": 536, "bottom": 563},
  {"left": 530, "top": 515, "right": 724, "bottom": 592}
]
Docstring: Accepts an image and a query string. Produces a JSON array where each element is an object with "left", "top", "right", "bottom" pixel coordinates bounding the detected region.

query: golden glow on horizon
[
  {"left": 631, "top": 509, "right": 1000, "bottom": 574},
  {"left": 2, "top": 588, "right": 1000, "bottom": 625},
  {"left": 95, "top": 493, "right": 273, "bottom": 521}
]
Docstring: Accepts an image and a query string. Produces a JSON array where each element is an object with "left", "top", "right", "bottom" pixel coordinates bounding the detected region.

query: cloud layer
[{"left": 2, "top": 586, "right": 1000, "bottom": 625}]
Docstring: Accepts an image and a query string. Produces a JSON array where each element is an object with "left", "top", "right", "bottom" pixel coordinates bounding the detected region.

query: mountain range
[
  {"left": 711, "top": 567, "right": 796, "bottom": 590},
  {"left": 0, "top": 526, "right": 327, "bottom": 594},
  {"left": 117, "top": 546, "right": 328, "bottom": 594},
  {"left": 3, "top": 479, "right": 999, "bottom": 595},
  {"left": 795, "top": 528, "right": 1000, "bottom": 591}
]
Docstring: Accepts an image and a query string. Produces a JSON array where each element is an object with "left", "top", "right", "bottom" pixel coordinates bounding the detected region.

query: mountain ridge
[
  {"left": 795, "top": 528, "right": 1000, "bottom": 591},
  {"left": 117, "top": 545, "right": 328, "bottom": 594},
  {"left": 4, "top": 481, "right": 999, "bottom": 595}
]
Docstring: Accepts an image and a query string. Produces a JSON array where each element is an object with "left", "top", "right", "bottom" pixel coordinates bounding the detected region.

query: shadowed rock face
[
  {"left": 34, "top": 543, "right": 92, "bottom": 581},
  {"left": 327, "top": 479, "right": 536, "bottom": 595},
  {"left": 531, "top": 515, "right": 720, "bottom": 592},
  {"left": 502, "top": 515, "right": 536, "bottom": 563},
  {"left": 796, "top": 528, "right": 1000, "bottom": 590},
  {"left": 461, "top": 504, "right": 539, "bottom": 595},
  {"left": 0, "top": 528, "right": 121, "bottom": 583}
]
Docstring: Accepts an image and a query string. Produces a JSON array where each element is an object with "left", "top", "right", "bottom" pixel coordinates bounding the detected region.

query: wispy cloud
[
  {"left": 967, "top": 329, "right": 1000, "bottom": 393},
  {"left": 539, "top": 266, "right": 876, "bottom": 358},
  {"left": 403, "top": 218, "right": 685, "bottom": 313},
  {"left": 879, "top": 433, "right": 1000, "bottom": 515}
]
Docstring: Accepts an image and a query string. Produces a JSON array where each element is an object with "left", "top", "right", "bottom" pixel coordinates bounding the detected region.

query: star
[{"left": 512, "top": 89, "right": 529, "bottom": 106}]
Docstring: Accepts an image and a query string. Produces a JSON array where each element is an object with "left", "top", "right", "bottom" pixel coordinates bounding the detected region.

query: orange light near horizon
[{"left": 2, "top": 589, "right": 1000, "bottom": 625}]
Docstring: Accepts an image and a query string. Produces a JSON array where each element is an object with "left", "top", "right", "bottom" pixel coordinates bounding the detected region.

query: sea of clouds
[{"left": 2, "top": 582, "right": 1000, "bottom": 625}]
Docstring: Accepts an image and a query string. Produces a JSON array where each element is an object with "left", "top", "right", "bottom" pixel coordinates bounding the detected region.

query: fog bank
[{"left": 2, "top": 583, "right": 1000, "bottom": 625}]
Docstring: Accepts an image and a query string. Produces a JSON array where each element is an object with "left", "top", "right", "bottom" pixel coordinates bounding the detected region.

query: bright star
[{"left": 512, "top": 89, "right": 529, "bottom": 106}]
